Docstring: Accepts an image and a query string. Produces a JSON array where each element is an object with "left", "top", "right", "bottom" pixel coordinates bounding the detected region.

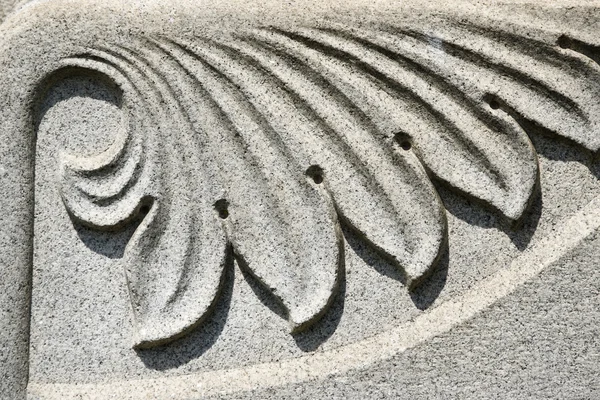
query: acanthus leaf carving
[{"left": 55, "top": 13, "right": 599, "bottom": 348}]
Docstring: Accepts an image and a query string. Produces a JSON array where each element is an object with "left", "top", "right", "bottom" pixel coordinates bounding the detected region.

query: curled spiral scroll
[{"left": 57, "top": 15, "right": 600, "bottom": 348}]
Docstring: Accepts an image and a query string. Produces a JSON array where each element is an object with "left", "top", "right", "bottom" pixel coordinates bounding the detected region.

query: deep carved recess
[{"left": 53, "top": 15, "right": 599, "bottom": 349}]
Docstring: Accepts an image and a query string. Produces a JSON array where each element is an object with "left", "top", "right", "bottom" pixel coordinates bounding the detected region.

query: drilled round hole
[
  {"left": 557, "top": 35, "right": 571, "bottom": 49},
  {"left": 140, "top": 204, "right": 150, "bottom": 215},
  {"left": 393, "top": 132, "right": 413, "bottom": 151},
  {"left": 489, "top": 99, "right": 500, "bottom": 110},
  {"left": 214, "top": 199, "right": 229, "bottom": 219},
  {"left": 306, "top": 165, "right": 324, "bottom": 184}
]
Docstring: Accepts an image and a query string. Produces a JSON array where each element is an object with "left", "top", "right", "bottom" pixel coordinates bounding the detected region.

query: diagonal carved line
[
  {"left": 452, "top": 18, "right": 599, "bottom": 73},
  {"left": 157, "top": 37, "right": 301, "bottom": 176},
  {"left": 557, "top": 35, "right": 600, "bottom": 66},
  {"left": 394, "top": 26, "right": 587, "bottom": 121},
  {"left": 207, "top": 36, "right": 382, "bottom": 186},
  {"left": 234, "top": 35, "right": 436, "bottom": 208},
  {"left": 319, "top": 26, "right": 539, "bottom": 157}
]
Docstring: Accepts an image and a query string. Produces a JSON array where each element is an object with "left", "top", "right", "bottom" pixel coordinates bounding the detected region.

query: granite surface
[
  {"left": 0, "top": 1, "right": 599, "bottom": 399},
  {"left": 217, "top": 228, "right": 600, "bottom": 399}
]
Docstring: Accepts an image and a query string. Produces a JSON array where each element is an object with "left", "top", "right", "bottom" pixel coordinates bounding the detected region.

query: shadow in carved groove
[
  {"left": 292, "top": 250, "right": 346, "bottom": 352},
  {"left": 239, "top": 257, "right": 287, "bottom": 321},
  {"left": 409, "top": 244, "right": 449, "bottom": 311},
  {"left": 435, "top": 183, "right": 543, "bottom": 252},
  {"left": 522, "top": 121, "right": 600, "bottom": 181},
  {"left": 344, "top": 221, "right": 449, "bottom": 311},
  {"left": 136, "top": 250, "right": 234, "bottom": 371},
  {"left": 238, "top": 238, "right": 347, "bottom": 352},
  {"left": 74, "top": 221, "right": 140, "bottom": 259}
]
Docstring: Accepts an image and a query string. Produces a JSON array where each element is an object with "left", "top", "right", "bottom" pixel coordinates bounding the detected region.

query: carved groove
[{"left": 557, "top": 35, "right": 600, "bottom": 66}]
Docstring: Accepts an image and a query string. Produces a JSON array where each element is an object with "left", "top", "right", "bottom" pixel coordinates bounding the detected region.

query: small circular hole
[
  {"left": 393, "top": 132, "right": 413, "bottom": 151},
  {"left": 306, "top": 165, "right": 324, "bottom": 184},
  {"left": 557, "top": 35, "right": 570, "bottom": 49},
  {"left": 140, "top": 205, "right": 150, "bottom": 215},
  {"left": 214, "top": 199, "right": 229, "bottom": 219},
  {"left": 489, "top": 100, "right": 500, "bottom": 110}
]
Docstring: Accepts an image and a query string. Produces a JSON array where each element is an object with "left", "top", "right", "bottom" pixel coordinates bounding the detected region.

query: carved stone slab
[{"left": 0, "top": 1, "right": 599, "bottom": 399}]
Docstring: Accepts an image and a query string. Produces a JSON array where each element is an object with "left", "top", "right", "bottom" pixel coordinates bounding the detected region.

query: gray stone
[{"left": 0, "top": 1, "right": 599, "bottom": 399}]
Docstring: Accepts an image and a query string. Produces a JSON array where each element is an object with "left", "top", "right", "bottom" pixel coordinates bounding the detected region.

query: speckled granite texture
[
  {"left": 213, "top": 229, "right": 600, "bottom": 400},
  {"left": 0, "top": 1, "right": 599, "bottom": 399}
]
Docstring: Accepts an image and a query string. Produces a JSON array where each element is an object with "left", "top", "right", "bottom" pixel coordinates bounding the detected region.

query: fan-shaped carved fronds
[{"left": 56, "top": 13, "right": 599, "bottom": 348}]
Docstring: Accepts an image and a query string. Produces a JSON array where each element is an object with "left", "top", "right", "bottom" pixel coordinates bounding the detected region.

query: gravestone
[{"left": 1, "top": 1, "right": 599, "bottom": 398}]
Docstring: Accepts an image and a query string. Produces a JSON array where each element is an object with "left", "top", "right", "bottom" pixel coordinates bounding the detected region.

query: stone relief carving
[
  {"left": 52, "top": 19, "right": 598, "bottom": 348},
  {"left": 1, "top": 2, "right": 599, "bottom": 399}
]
